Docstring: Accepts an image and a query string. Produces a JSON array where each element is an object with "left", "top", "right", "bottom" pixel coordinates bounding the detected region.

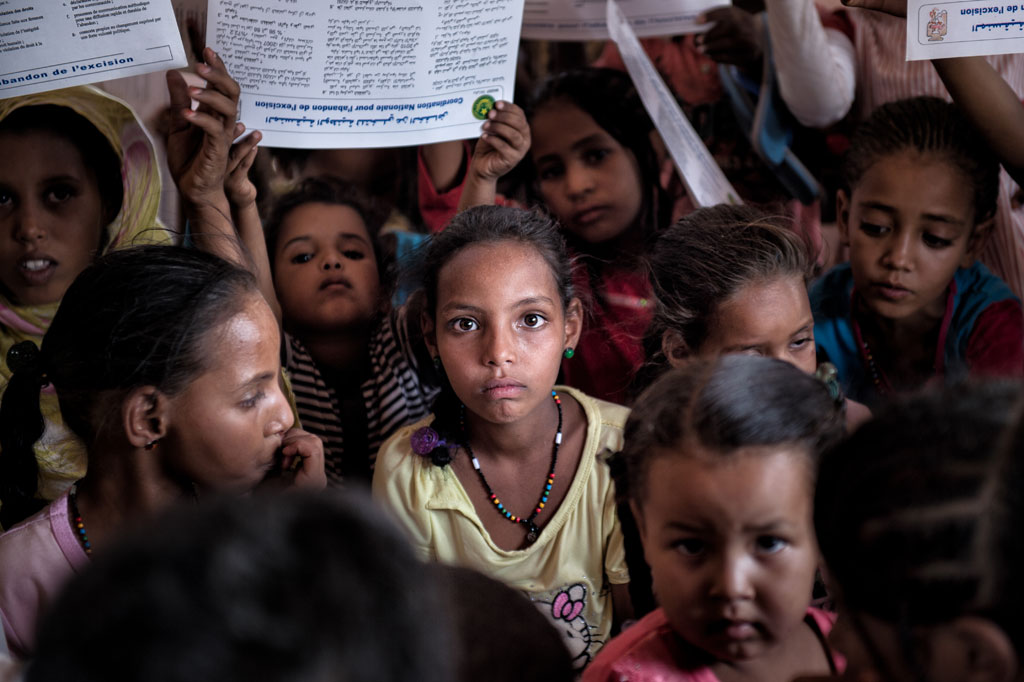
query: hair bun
[{"left": 6, "top": 340, "right": 46, "bottom": 384}]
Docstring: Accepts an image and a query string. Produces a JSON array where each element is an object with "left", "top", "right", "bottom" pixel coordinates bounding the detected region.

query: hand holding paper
[{"left": 165, "top": 48, "right": 240, "bottom": 210}]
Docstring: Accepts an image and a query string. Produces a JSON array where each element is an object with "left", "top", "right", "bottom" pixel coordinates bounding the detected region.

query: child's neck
[
  {"left": 463, "top": 394, "right": 560, "bottom": 461},
  {"left": 701, "top": 616, "right": 832, "bottom": 682},
  {"left": 858, "top": 301, "right": 944, "bottom": 390},
  {"left": 74, "top": 441, "right": 196, "bottom": 554},
  {"left": 296, "top": 324, "right": 373, "bottom": 375}
]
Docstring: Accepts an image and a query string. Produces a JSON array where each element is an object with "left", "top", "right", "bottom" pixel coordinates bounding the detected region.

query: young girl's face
[
  {"left": 273, "top": 202, "right": 381, "bottom": 333},
  {"left": 838, "top": 150, "right": 977, "bottom": 324},
  {"left": 0, "top": 130, "right": 107, "bottom": 306},
  {"left": 530, "top": 102, "right": 644, "bottom": 245},
  {"left": 426, "top": 240, "right": 581, "bottom": 425},
  {"left": 687, "top": 275, "right": 816, "bottom": 375},
  {"left": 163, "top": 294, "right": 294, "bottom": 493},
  {"left": 635, "top": 445, "right": 818, "bottom": 663}
]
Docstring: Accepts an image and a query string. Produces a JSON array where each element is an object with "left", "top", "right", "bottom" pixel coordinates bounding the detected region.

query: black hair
[
  {"left": 0, "top": 104, "right": 125, "bottom": 236},
  {"left": 815, "top": 382, "right": 1024, "bottom": 672},
  {"left": 416, "top": 205, "right": 576, "bottom": 465},
  {"left": 432, "top": 564, "right": 574, "bottom": 682},
  {"left": 29, "top": 491, "right": 453, "bottom": 682},
  {"left": 524, "top": 68, "right": 671, "bottom": 253},
  {"left": 843, "top": 96, "right": 1000, "bottom": 226},
  {"left": 263, "top": 175, "right": 389, "bottom": 281},
  {"left": 0, "top": 246, "right": 258, "bottom": 529},
  {"left": 617, "top": 355, "right": 844, "bottom": 614},
  {"left": 636, "top": 204, "right": 813, "bottom": 392}
]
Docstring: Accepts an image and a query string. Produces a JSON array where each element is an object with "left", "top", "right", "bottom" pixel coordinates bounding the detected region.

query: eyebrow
[
  {"left": 858, "top": 201, "right": 965, "bottom": 227},
  {"left": 440, "top": 296, "right": 557, "bottom": 315},
  {"left": 281, "top": 232, "right": 370, "bottom": 250},
  {"left": 534, "top": 133, "right": 609, "bottom": 167},
  {"left": 240, "top": 371, "right": 276, "bottom": 389}
]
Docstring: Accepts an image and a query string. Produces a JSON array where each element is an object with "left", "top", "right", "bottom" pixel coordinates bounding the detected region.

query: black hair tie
[{"left": 7, "top": 340, "right": 48, "bottom": 387}]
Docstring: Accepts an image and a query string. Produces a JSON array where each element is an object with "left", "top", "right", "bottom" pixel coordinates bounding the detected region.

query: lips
[
  {"left": 319, "top": 275, "right": 352, "bottom": 292},
  {"left": 482, "top": 378, "right": 526, "bottom": 399},
  {"left": 708, "top": 618, "right": 760, "bottom": 641},
  {"left": 571, "top": 205, "right": 610, "bottom": 228},
  {"left": 17, "top": 254, "right": 57, "bottom": 285},
  {"left": 870, "top": 280, "right": 913, "bottom": 302}
]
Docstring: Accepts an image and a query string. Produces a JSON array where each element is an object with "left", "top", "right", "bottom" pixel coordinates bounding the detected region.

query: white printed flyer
[
  {"left": 207, "top": 0, "right": 525, "bottom": 149},
  {"left": 907, "top": 0, "right": 1024, "bottom": 59},
  {"left": 0, "top": 0, "right": 187, "bottom": 98},
  {"left": 523, "top": 0, "right": 729, "bottom": 41},
  {"left": 605, "top": 0, "right": 738, "bottom": 208}
]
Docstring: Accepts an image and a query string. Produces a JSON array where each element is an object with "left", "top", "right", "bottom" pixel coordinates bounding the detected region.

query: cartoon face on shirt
[{"left": 537, "top": 583, "right": 597, "bottom": 670}]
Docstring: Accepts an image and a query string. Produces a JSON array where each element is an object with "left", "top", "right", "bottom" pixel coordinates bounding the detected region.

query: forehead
[
  {"left": 529, "top": 101, "right": 617, "bottom": 158},
  {"left": 277, "top": 202, "right": 371, "bottom": 246},
  {"left": 705, "top": 276, "right": 812, "bottom": 344},
  {"left": 643, "top": 445, "right": 813, "bottom": 523},
  {"left": 0, "top": 129, "right": 92, "bottom": 182},
  {"left": 437, "top": 240, "right": 561, "bottom": 307},
  {"left": 852, "top": 151, "right": 974, "bottom": 224},
  {"left": 199, "top": 294, "right": 280, "bottom": 374}
]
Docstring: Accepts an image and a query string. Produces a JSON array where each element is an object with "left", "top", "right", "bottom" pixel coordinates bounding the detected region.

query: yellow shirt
[{"left": 373, "top": 386, "right": 630, "bottom": 670}]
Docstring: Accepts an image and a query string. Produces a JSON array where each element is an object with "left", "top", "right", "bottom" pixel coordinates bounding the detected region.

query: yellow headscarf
[{"left": 0, "top": 86, "right": 173, "bottom": 506}]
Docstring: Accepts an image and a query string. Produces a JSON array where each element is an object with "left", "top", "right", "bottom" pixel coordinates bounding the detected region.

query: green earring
[{"left": 563, "top": 347, "right": 575, "bottom": 359}]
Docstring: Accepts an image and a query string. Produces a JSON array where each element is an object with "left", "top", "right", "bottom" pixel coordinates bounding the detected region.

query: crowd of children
[{"left": 1, "top": 0, "right": 1024, "bottom": 679}]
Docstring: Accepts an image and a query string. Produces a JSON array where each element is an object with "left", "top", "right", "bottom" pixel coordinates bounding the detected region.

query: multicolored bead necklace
[
  {"left": 460, "top": 390, "right": 562, "bottom": 544},
  {"left": 68, "top": 484, "right": 92, "bottom": 556}
]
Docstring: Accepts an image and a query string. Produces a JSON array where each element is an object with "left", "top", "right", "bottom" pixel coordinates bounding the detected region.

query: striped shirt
[{"left": 284, "top": 308, "right": 438, "bottom": 485}]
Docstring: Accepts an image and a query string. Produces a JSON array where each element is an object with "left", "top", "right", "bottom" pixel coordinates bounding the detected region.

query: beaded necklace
[
  {"left": 460, "top": 390, "right": 562, "bottom": 544},
  {"left": 68, "top": 484, "right": 92, "bottom": 556}
]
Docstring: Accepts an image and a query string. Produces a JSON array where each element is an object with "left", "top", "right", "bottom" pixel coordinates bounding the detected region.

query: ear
[
  {"left": 939, "top": 617, "right": 1017, "bottom": 682},
  {"left": 122, "top": 386, "right": 170, "bottom": 449},
  {"left": 963, "top": 217, "right": 995, "bottom": 268},
  {"left": 563, "top": 297, "right": 583, "bottom": 351},
  {"left": 662, "top": 329, "right": 693, "bottom": 369},
  {"left": 836, "top": 189, "right": 852, "bottom": 247},
  {"left": 421, "top": 311, "right": 438, "bottom": 360}
]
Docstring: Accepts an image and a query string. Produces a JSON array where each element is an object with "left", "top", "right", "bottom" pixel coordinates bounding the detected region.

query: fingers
[
  {"left": 228, "top": 130, "right": 261, "bottom": 174},
  {"left": 279, "top": 428, "right": 327, "bottom": 490}
]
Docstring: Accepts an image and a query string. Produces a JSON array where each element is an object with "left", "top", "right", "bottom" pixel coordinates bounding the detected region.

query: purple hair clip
[{"left": 411, "top": 426, "right": 453, "bottom": 467}]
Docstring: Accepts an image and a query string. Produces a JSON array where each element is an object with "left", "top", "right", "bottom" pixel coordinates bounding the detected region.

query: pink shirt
[
  {"left": 0, "top": 490, "right": 89, "bottom": 659},
  {"left": 583, "top": 607, "right": 840, "bottom": 682}
]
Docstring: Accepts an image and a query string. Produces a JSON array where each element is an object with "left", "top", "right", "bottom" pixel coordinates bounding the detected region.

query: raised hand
[
  {"left": 470, "top": 100, "right": 531, "bottom": 183},
  {"left": 696, "top": 6, "right": 764, "bottom": 72},
  {"left": 165, "top": 47, "right": 241, "bottom": 208}
]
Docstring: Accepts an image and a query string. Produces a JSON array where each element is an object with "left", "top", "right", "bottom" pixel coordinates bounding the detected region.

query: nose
[
  {"left": 321, "top": 249, "right": 343, "bottom": 270},
  {"left": 483, "top": 324, "right": 516, "bottom": 367},
  {"left": 265, "top": 379, "right": 295, "bottom": 438},
  {"left": 565, "top": 160, "right": 595, "bottom": 200},
  {"left": 709, "top": 550, "right": 756, "bottom": 602},
  {"left": 882, "top": 231, "right": 914, "bottom": 271},
  {"left": 12, "top": 202, "right": 45, "bottom": 244}
]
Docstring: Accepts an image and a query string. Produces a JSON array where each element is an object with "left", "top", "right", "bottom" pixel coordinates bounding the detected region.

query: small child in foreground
[{"left": 586, "top": 355, "right": 844, "bottom": 682}]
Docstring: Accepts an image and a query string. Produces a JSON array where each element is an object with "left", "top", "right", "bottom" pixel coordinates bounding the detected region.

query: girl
[
  {"left": 455, "top": 68, "right": 670, "bottom": 404},
  {"left": 372, "top": 205, "right": 631, "bottom": 671},
  {"left": 815, "top": 382, "right": 1024, "bottom": 682},
  {"left": 0, "top": 87, "right": 171, "bottom": 524},
  {"left": 0, "top": 246, "right": 325, "bottom": 659},
  {"left": 586, "top": 355, "right": 844, "bottom": 682},
  {"left": 811, "top": 97, "right": 1024, "bottom": 406}
]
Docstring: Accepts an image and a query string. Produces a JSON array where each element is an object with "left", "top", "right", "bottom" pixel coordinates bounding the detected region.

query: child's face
[
  {"left": 530, "top": 103, "right": 644, "bottom": 245},
  {"left": 635, "top": 446, "right": 818, "bottom": 663},
  {"left": 272, "top": 202, "right": 381, "bottom": 333},
  {"left": 691, "top": 275, "right": 817, "bottom": 375},
  {"left": 425, "top": 240, "right": 581, "bottom": 425},
  {"left": 838, "top": 151, "right": 977, "bottom": 324},
  {"left": 0, "top": 130, "right": 106, "bottom": 306},
  {"left": 164, "top": 294, "right": 294, "bottom": 493}
]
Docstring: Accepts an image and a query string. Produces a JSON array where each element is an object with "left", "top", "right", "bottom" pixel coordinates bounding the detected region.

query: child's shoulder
[
  {"left": 558, "top": 386, "right": 631, "bottom": 453},
  {"left": 584, "top": 608, "right": 712, "bottom": 682}
]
